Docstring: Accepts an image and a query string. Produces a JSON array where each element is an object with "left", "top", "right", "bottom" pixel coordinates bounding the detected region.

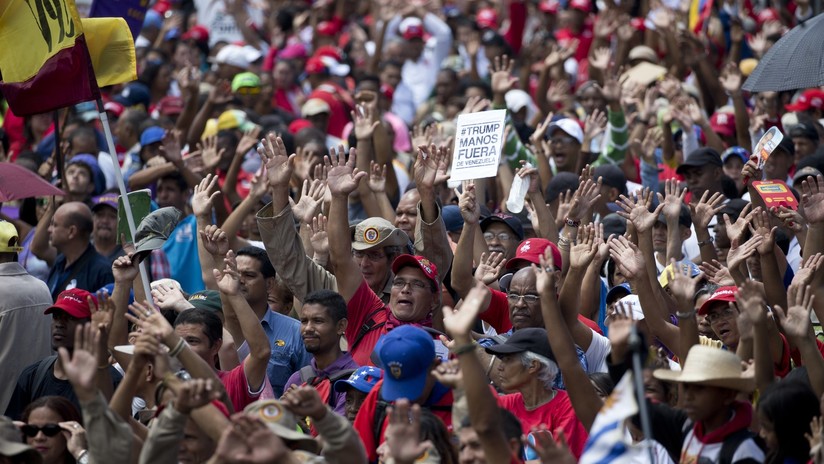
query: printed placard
[
  {"left": 752, "top": 180, "right": 798, "bottom": 210},
  {"left": 752, "top": 126, "right": 783, "bottom": 169},
  {"left": 450, "top": 109, "right": 506, "bottom": 182}
]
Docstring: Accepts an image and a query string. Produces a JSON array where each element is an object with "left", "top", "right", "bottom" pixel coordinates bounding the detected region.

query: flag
[
  {"left": 689, "top": 0, "right": 715, "bottom": 33},
  {"left": 0, "top": 0, "right": 99, "bottom": 116},
  {"left": 82, "top": 17, "right": 137, "bottom": 87},
  {"left": 89, "top": 0, "right": 150, "bottom": 40},
  {"left": 579, "top": 372, "right": 638, "bottom": 464}
]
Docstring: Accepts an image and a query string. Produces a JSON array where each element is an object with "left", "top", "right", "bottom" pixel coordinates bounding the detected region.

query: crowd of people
[{"left": 2, "top": 0, "right": 824, "bottom": 462}]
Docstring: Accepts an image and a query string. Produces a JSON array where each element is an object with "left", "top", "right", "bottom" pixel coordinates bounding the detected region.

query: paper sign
[
  {"left": 450, "top": 109, "right": 507, "bottom": 181},
  {"left": 752, "top": 180, "right": 798, "bottom": 210},
  {"left": 752, "top": 127, "right": 783, "bottom": 169}
]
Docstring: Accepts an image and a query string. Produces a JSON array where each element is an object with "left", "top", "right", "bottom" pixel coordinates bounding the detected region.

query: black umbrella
[{"left": 743, "top": 13, "right": 824, "bottom": 92}]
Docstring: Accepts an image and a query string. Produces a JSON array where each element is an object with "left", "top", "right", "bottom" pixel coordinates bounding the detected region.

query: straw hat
[{"left": 653, "top": 345, "right": 754, "bottom": 392}]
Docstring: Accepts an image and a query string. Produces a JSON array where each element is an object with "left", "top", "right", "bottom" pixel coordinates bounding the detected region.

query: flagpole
[
  {"left": 629, "top": 325, "right": 656, "bottom": 464},
  {"left": 52, "top": 112, "right": 64, "bottom": 187},
  {"left": 95, "top": 98, "right": 153, "bottom": 300}
]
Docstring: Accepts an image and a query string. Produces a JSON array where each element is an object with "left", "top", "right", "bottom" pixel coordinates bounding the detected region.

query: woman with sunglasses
[{"left": 21, "top": 396, "right": 87, "bottom": 464}]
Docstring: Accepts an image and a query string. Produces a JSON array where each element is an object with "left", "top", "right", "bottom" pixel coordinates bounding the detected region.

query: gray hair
[{"left": 520, "top": 351, "right": 559, "bottom": 391}]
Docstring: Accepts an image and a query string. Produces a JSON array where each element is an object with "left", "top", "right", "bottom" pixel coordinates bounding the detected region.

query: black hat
[
  {"left": 601, "top": 213, "right": 627, "bottom": 238},
  {"left": 544, "top": 172, "right": 579, "bottom": 204},
  {"left": 657, "top": 203, "right": 692, "bottom": 228},
  {"left": 720, "top": 198, "right": 749, "bottom": 220},
  {"left": 484, "top": 327, "right": 555, "bottom": 361},
  {"left": 480, "top": 213, "right": 525, "bottom": 241},
  {"left": 789, "top": 122, "right": 820, "bottom": 142},
  {"left": 676, "top": 148, "right": 723, "bottom": 175},
  {"left": 774, "top": 136, "right": 795, "bottom": 158},
  {"left": 594, "top": 164, "right": 628, "bottom": 196}
]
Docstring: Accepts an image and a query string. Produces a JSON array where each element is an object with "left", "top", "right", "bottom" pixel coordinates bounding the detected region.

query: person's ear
[
  {"left": 337, "top": 318, "right": 348, "bottom": 336},
  {"left": 265, "top": 277, "right": 276, "bottom": 294},
  {"left": 145, "top": 363, "right": 154, "bottom": 383},
  {"left": 680, "top": 226, "right": 692, "bottom": 241},
  {"left": 609, "top": 187, "right": 620, "bottom": 202}
]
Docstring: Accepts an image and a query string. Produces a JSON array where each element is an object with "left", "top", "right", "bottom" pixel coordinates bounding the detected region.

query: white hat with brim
[
  {"left": 548, "top": 119, "right": 584, "bottom": 144},
  {"left": 653, "top": 345, "right": 754, "bottom": 393}
]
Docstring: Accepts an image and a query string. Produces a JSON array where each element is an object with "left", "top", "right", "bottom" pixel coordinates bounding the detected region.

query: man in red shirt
[{"left": 352, "top": 325, "right": 452, "bottom": 462}]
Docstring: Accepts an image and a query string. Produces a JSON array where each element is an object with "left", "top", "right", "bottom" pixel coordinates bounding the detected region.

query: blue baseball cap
[
  {"left": 97, "top": 283, "right": 134, "bottom": 305},
  {"left": 442, "top": 205, "right": 464, "bottom": 233},
  {"left": 334, "top": 366, "right": 383, "bottom": 393},
  {"left": 140, "top": 126, "right": 165, "bottom": 146},
  {"left": 114, "top": 83, "right": 151, "bottom": 110},
  {"left": 721, "top": 146, "right": 750, "bottom": 165},
  {"left": 606, "top": 282, "right": 631, "bottom": 304},
  {"left": 143, "top": 9, "right": 163, "bottom": 30},
  {"left": 376, "top": 326, "right": 435, "bottom": 401}
]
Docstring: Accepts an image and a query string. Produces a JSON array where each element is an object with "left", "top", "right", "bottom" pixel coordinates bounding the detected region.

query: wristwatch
[
  {"left": 697, "top": 237, "right": 714, "bottom": 246},
  {"left": 565, "top": 217, "right": 581, "bottom": 228}
]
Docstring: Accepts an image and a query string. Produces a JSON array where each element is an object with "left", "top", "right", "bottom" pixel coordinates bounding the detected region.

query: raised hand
[
  {"left": 515, "top": 160, "right": 541, "bottom": 195},
  {"left": 414, "top": 144, "right": 448, "bottom": 193},
  {"left": 200, "top": 224, "right": 230, "bottom": 258},
  {"left": 385, "top": 399, "right": 432, "bottom": 464},
  {"left": 352, "top": 102, "right": 381, "bottom": 140},
  {"left": 293, "top": 178, "right": 326, "bottom": 225},
  {"left": 112, "top": 254, "right": 140, "bottom": 283},
  {"left": 791, "top": 253, "right": 824, "bottom": 288},
  {"left": 800, "top": 174, "right": 824, "bottom": 224},
  {"left": 247, "top": 168, "right": 268, "bottom": 200},
  {"left": 309, "top": 214, "right": 330, "bottom": 257},
  {"left": 281, "top": 385, "right": 327, "bottom": 421},
  {"left": 160, "top": 129, "right": 183, "bottom": 164},
  {"left": 442, "top": 281, "right": 487, "bottom": 339},
  {"left": 776, "top": 205, "right": 806, "bottom": 233},
  {"left": 608, "top": 235, "right": 646, "bottom": 281},
  {"left": 214, "top": 251, "right": 241, "bottom": 296},
  {"left": 735, "top": 280, "right": 767, "bottom": 326},
  {"left": 58, "top": 421, "right": 88, "bottom": 460},
  {"left": 727, "top": 235, "right": 763, "bottom": 271},
  {"left": 616, "top": 188, "right": 663, "bottom": 234},
  {"left": 458, "top": 182, "right": 481, "bottom": 225},
  {"left": 569, "top": 224, "right": 598, "bottom": 270},
  {"left": 583, "top": 109, "right": 608, "bottom": 145},
  {"left": 208, "top": 79, "right": 234, "bottom": 105},
  {"left": 722, "top": 203, "right": 754, "bottom": 245},
  {"left": 170, "top": 378, "right": 220, "bottom": 414},
  {"left": 589, "top": 47, "right": 611, "bottom": 71},
  {"left": 192, "top": 173, "right": 221, "bottom": 218},
  {"left": 215, "top": 415, "right": 291, "bottom": 463},
  {"left": 719, "top": 62, "right": 743, "bottom": 95},
  {"left": 774, "top": 284, "right": 815, "bottom": 346},
  {"left": 658, "top": 179, "right": 686, "bottom": 224},
  {"left": 689, "top": 191, "right": 725, "bottom": 231},
  {"left": 151, "top": 282, "right": 193, "bottom": 313},
  {"left": 461, "top": 96, "right": 491, "bottom": 115},
  {"left": 258, "top": 134, "right": 296, "bottom": 190},
  {"left": 567, "top": 178, "right": 603, "bottom": 222},
  {"left": 125, "top": 301, "right": 174, "bottom": 341},
  {"left": 544, "top": 39, "right": 578, "bottom": 69},
  {"left": 666, "top": 260, "right": 704, "bottom": 310},
  {"left": 325, "top": 145, "right": 366, "bottom": 197},
  {"left": 523, "top": 428, "right": 577, "bottom": 464},
  {"left": 432, "top": 359, "right": 463, "bottom": 389},
  {"left": 199, "top": 135, "right": 226, "bottom": 172},
  {"left": 368, "top": 161, "right": 388, "bottom": 193},
  {"left": 89, "top": 291, "right": 113, "bottom": 335},
  {"left": 530, "top": 113, "right": 554, "bottom": 148},
  {"left": 699, "top": 259, "right": 735, "bottom": 286},
  {"left": 602, "top": 72, "right": 622, "bottom": 105},
  {"left": 533, "top": 245, "right": 558, "bottom": 295},
  {"left": 57, "top": 323, "right": 100, "bottom": 401},
  {"left": 236, "top": 126, "right": 262, "bottom": 158},
  {"left": 474, "top": 252, "right": 506, "bottom": 285},
  {"left": 489, "top": 55, "right": 518, "bottom": 96},
  {"left": 748, "top": 207, "right": 777, "bottom": 255}
]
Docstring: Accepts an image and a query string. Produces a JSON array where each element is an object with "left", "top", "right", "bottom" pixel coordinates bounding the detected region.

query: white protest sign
[{"left": 450, "top": 109, "right": 507, "bottom": 182}]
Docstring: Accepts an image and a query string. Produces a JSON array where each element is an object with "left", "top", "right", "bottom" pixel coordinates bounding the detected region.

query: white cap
[
  {"left": 209, "top": 44, "right": 262, "bottom": 70},
  {"left": 505, "top": 89, "right": 537, "bottom": 122},
  {"left": 548, "top": 118, "right": 584, "bottom": 144},
  {"left": 302, "top": 98, "right": 331, "bottom": 117}
]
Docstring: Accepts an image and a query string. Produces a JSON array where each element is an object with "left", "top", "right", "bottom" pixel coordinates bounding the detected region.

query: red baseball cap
[
  {"left": 757, "top": 8, "right": 779, "bottom": 25},
  {"left": 181, "top": 25, "right": 209, "bottom": 44},
  {"left": 710, "top": 111, "right": 736, "bottom": 137},
  {"left": 400, "top": 17, "right": 425, "bottom": 40},
  {"left": 697, "top": 286, "right": 737, "bottom": 315},
  {"left": 156, "top": 96, "right": 184, "bottom": 116},
  {"left": 392, "top": 255, "right": 439, "bottom": 290},
  {"left": 45, "top": 289, "right": 94, "bottom": 319},
  {"left": 288, "top": 118, "right": 314, "bottom": 134},
  {"left": 539, "top": 0, "right": 559, "bottom": 13},
  {"left": 505, "top": 238, "right": 563, "bottom": 271},
  {"left": 569, "top": 0, "right": 592, "bottom": 13},
  {"left": 316, "top": 20, "right": 341, "bottom": 37},
  {"left": 786, "top": 89, "right": 824, "bottom": 112},
  {"left": 104, "top": 101, "right": 125, "bottom": 118},
  {"left": 304, "top": 56, "right": 328, "bottom": 75},
  {"left": 476, "top": 8, "right": 498, "bottom": 29}
]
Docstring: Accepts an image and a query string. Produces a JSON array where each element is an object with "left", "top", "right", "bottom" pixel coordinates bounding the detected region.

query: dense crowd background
[{"left": 2, "top": 0, "right": 824, "bottom": 463}]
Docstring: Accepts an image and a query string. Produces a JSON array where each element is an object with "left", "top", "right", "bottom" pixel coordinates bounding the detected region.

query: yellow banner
[
  {"left": 0, "top": 0, "right": 86, "bottom": 83},
  {"left": 82, "top": 17, "right": 137, "bottom": 87}
]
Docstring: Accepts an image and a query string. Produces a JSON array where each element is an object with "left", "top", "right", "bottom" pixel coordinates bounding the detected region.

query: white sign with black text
[{"left": 450, "top": 109, "right": 506, "bottom": 181}]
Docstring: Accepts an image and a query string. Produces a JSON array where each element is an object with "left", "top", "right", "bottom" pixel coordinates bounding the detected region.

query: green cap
[
  {"left": 133, "top": 207, "right": 183, "bottom": 262},
  {"left": 231, "top": 72, "right": 261, "bottom": 92},
  {"left": 187, "top": 290, "right": 223, "bottom": 313}
]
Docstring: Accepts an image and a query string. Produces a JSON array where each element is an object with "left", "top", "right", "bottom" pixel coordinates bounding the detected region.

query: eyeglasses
[
  {"left": 21, "top": 424, "right": 62, "bottom": 437},
  {"left": 235, "top": 86, "right": 261, "bottom": 96},
  {"left": 705, "top": 306, "right": 736, "bottom": 323},
  {"left": 392, "top": 278, "right": 429, "bottom": 291},
  {"left": 352, "top": 250, "right": 387, "bottom": 262},
  {"left": 483, "top": 232, "right": 514, "bottom": 242},
  {"left": 549, "top": 136, "right": 577, "bottom": 146},
  {"left": 506, "top": 293, "right": 540, "bottom": 304}
]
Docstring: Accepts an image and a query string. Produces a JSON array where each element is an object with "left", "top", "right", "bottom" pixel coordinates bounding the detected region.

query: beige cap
[{"left": 350, "top": 217, "right": 409, "bottom": 251}]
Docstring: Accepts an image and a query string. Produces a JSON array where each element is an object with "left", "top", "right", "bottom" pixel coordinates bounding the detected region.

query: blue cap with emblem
[
  {"left": 376, "top": 325, "right": 435, "bottom": 401},
  {"left": 334, "top": 366, "right": 384, "bottom": 393}
]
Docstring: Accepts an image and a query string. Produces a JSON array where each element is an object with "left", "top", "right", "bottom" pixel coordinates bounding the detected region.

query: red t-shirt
[
  {"left": 217, "top": 365, "right": 262, "bottom": 412},
  {"left": 353, "top": 379, "right": 453, "bottom": 463},
  {"left": 345, "top": 280, "right": 392, "bottom": 366},
  {"left": 496, "top": 390, "right": 588, "bottom": 459}
]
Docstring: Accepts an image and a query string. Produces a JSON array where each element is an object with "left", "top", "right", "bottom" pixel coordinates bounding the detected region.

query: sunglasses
[
  {"left": 235, "top": 86, "right": 261, "bottom": 96},
  {"left": 21, "top": 423, "right": 62, "bottom": 437}
]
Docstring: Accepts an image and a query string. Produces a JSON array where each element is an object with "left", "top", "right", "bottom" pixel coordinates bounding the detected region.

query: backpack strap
[
  {"left": 32, "top": 356, "right": 58, "bottom": 399},
  {"left": 298, "top": 365, "right": 317, "bottom": 385},
  {"left": 351, "top": 307, "right": 386, "bottom": 352},
  {"left": 373, "top": 398, "right": 391, "bottom": 447},
  {"left": 718, "top": 428, "right": 761, "bottom": 464}
]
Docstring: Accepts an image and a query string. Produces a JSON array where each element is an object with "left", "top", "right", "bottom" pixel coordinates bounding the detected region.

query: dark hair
[
  {"left": 0, "top": 127, "right": 8, "bottom": 155},
  {"left": 460, "top": 408, "right": 522, "bottom": 441},
  {"left": 759, "top": 380, "right": 819, "bottom": 463},
  {"left": 138, "top": 61, "right": 172, "bottom": 90},
  {"left": 459, "top": 79, "right": 493, "bottom": 99},
  {"left": 236, "top": 246, "right": 275, "bottom": 279},
  {"left": 23, "top": 395, "right": 82, "bottom": 424},
  {"left": 158, "top": 172, "right": 188, "bottom": 193},
  {"left": 303, "top": 290, "right": 347, "bottom": 323},
  {"left": 294, "top": 127, "right": 326, "bottom": 149},
  {"left": 68, "top": 126, "right": 100, "bottom": 152},
  {"left": 589, "top": 372, "right": 616, "bottom": 397},
  {"left": 120, "top": 108, "right": 149, "bottom": 134},
  {"left": 418, "top": 409, "right": 458, "bottom": 464},
  {"left": 378, "top": 60, "right": 403, "bottom": 72},
  {"left": 217, "top": 129, "right": 240, "bottom": 150},
  {"left": 174, "top": 308, "right": 223, "bottom": 347}
]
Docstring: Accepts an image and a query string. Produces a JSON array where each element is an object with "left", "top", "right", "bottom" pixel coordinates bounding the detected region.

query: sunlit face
[
  {"left": 394, "top": 191, "right": 420, "bottom": 240},
  {"left": 236, "top": 255, "right": 271, "bottom": 307},
  {"left": 483, "top": 223, "right": 519, "bottom": 259},
  {"left": 507, "top": 269, "right": 543, "bottom": 331},
  {"left": 25, "top": 406, "right": 68, "bottom": 464},
  {"left": 389, "top": 266, "right": 437, "bottom": 322},
  {"left": 65, "top": 164, "right": 93, "bottom": 195},
  {"left": 300, "top": 303, "right": 343, "bottom": 354},
  {"left": 174, "top": 323, "right": 220, "bottom": 365},
  {"left": 548, "top": 130, "right": 581, "bottom": 173},
  {"left": 705, "top": 303, "right": 739, "bottom": 348}
]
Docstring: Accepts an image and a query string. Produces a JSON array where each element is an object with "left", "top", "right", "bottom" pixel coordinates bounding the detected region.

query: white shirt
[{"left": 194, "top": 0, "right": 266, "bottom": 47}]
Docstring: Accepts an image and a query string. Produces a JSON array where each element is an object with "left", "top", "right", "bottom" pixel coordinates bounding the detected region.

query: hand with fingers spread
[
  {"left": 801, "top": 174, "right": 824, "bottom": 224},
  {"left": 616, "top": 188, "right": 663, "bottom": 234},
  {"left": 247, "top": 168, "right": 269, "bottom": 200},
  {"left": 589, "top": 47, "right": 611, "bottom": 71},
  {"left": 215, "top": 414, "right": 292, "bottom": 463},
  {"left": 461, "top": 96, "right": 491, "bottom": 115},
  {"left": 530, "top": 113, "right": 555, "bottom": 148},
  {"left": 775, "top": 205, "right": 805, "bottom": 233},
  {"left": 368, "top": 161, "right": 388, "bottom": 193},
  {"left": 689, "top": 191, "right": 726, "bottom": 231},
  {"left": 533, "top": 245, "right": 558, "bottom": 295},
  {"left": 258, "top": 134, "right": 296, "bottom": 191},
  {"left": 727, "top": 236, "right": 763, "bottom": 271},
  {"left": 607, "top": 302, "right": 634, "bottom": 362},
  {"left": 432, "top": 359, "right": 464, "bottom": 389},
  {"left": 569, "top": 224, "right": 598, "bottom": 270},
  {"left": 236, "top": 126, "right": 263, "bottom": 158},
  {"left": 567, "top": 178, "right": 602, "bottom": 222},
  {"left": 309, "top": 214, "right": 330, "bottom": 258},
  {"left": 415, "top": 144, "right": 448, "bottom": 193},
  {"left": 89, "top": 291, "right": 113, "bottom": 335},
  {"left": 160, "top": 129, "right": 184, "bottom": 164},
  {"left": 806, "top": 416, "right": 822, "bottom": 452},
  {"left": 214, "top": 251, "right": 242, "bottom": 296},
  {"left": 192, "top": 173, "right": 221, "bottom": 218},
  {"left": 489, "top": 55, "right": 518, "bottom": 97},
  {"left": 523, "top": 427, "right": 577, "bottom": 464},
  {"left": 200, "top": 135, "right": 226, "bottom": 172},
  {"left": 699, "top": 259, "right": 735, "bottom": 286},
  {"left": 735, "top": 280, "right": 768, "bottom": 326},
  {"left": 582, "top": 109, "right": 608, "bottom": 148},
  {"left": 791, "top": 253, "right": 824, "bottom": 288},
  {"left": 601, "top": 73, "right": 622, "bottom": 106},
  {"left": 774, "top": 284, "right": 816, "bottom": 347},
  {"left": 170, "top": 378, "right": 220, "bottom": 415},
  {"left": 555, "top": 190, "right": 575, "bottom": 228},
  {"left": 385, "top": 399, "right": 432, "bottom": 464},
  {"left": 658, "top": 179, "right": 687, "bottom": 225},
  {"left": 666, "top": 260, "right": 705, "bottom": 311},
  {"left": 293, "top": 178, "right": 327, "bottom": 225},
  {"left": 281, "top": 385, "right": 328, "bottom": 421},
  {"left": 325, "top": 146, "right": 366, "bottom": 197},
  {"left": 57, "top": 323, "right": 101, "bottom": 402},
  {"left": 200, "top": 224, "right": 230, "bottom": 258},
  {"left": 635, "top": 127, "right": 663, "bottom": 165},
  {"left": 352, "top": 103, "right": 381, "bottom": 141},
  {"left": 475, "top": 252, "right": 506, "bottom": 285},
  {"left": 748, "top": 207, "right": 776, "bottom": 255},
  {"left": 608, "top": 235, "right": 646, "bottom": 281},
  {"left": 719, "top": 62, "right": 743, "bottom": 96},
  {"left": 458, "top": 182, "right": 481, "bottom": 225},
  {"left": 152, "top": 283, "right": 193, "bottom": 313},
  {"left": 125, "top": 301, "right": 174, "bottom": 342}
]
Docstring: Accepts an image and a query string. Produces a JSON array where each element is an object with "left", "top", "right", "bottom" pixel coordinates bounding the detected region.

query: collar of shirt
[
  {"left": 0, "top": 262, "right": 28, "bottom": 276},
  {"left": 310, "top": 352, "right": 357, "bottom": 377}
]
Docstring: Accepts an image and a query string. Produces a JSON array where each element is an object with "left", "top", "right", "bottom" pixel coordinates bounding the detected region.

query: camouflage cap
[{"left": 133, "top": 207, "right": 182, "bottom": 262}]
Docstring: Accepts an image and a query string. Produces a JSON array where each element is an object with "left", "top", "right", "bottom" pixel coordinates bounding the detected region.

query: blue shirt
[
  {"left": 238, "top": 309, "right": 311, "bottom": 397},
  {"left": 47, "top": 245, "right": 114, "bottom": 300},
  {"left": 161, "top": 215, "right": 204, "bottom": 294}
]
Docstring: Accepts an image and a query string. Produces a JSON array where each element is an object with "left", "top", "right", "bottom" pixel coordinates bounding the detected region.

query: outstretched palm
[
  {"left": 258, "top": 134, "right": 295, "bottom": 189},
  {"left": 326, "top": 146, "right": 365, "bottom": 197}
]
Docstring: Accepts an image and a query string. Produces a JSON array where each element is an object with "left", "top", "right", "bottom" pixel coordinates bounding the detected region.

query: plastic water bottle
[{"left": 506, "top": 162, "right": 532, "bottom": 213}]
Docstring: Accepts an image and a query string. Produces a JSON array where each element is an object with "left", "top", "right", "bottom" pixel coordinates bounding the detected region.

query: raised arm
[
  {"left": 193, "top": 174, "right": 223, "bottom": 290},
  {"left": 326, "top": 146, "right": 368, "bottom": 301},
  {"left": 735, "top": 281, "right": 777, "bottom": 392},
  {"left": 775, "top": 284, "right": 824, "bottom": 398},
  {"left": 451, "top": 183, "right": 489, "bottom": 302},
  {"left": 414, "top": 144, "right": 453, "bottom": 280},
  {"left": 659, "top": 180, "right": 687, "bottom": 263},
  {"left": 666, "top": 263, "right": 703, "bottom": 363},
  {"left": 689, "top": 191, "right": 725, "bottom": 264},
  {"left": 108, "top": 255, "right": 140, "bottom": 366},
  {"left": 558, "top": 225, "right": 600, "bottom": 350}
]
